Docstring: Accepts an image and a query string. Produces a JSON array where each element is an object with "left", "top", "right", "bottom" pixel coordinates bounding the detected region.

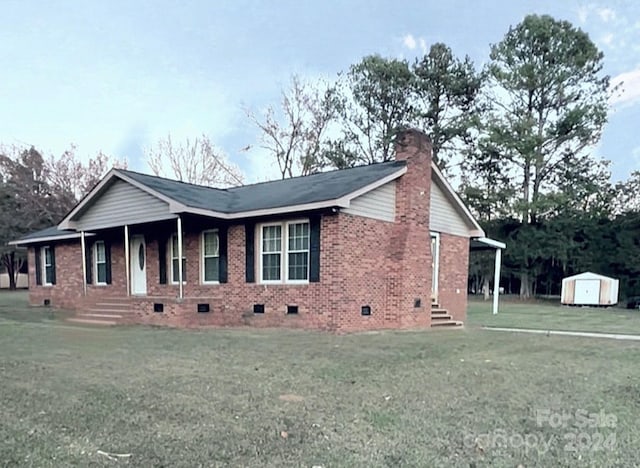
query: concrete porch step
[
  {"left": 431, "top": 313, "right": 453, "bottom": 320},
  {"left": 88, "top": 308, "right": 134, "bottom": 314},
  {"left": 431, "top": 308, "right": 449, "bottom": 314},
  {"left": 79, "top": 313, "right": 124, "bottom": 319},
  {"left": 66, "top": 317, "right": 117, "bottom": 326},
  {"left": 431, "top": 320, "right": 463, "bottom": 327},
  {"left": 94, "top": 302, "right": 131, "bottom": 308}
]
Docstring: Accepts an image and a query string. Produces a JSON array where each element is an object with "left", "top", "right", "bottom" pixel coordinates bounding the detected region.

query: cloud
[
  {"left": 600, "top": 33, "right": 615, "bottom": 46},
  {"left": 597, "top": 7, "right": 616, "bottom": 23},
  {"left": 402, "top": 34, "right": 417, "bottom": 50},
  {"left": 577, "top": 6, "right": 589, "bottom": 23},
  {"left": 610, "top": 68, "right": 640, "bottom": 107},
  {"left": 419, "top": 38, "right": 428, "bottom": 54}
]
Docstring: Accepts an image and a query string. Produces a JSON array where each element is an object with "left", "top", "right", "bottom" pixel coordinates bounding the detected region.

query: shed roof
[{"left": 562, "top": 272, "right": 617, "bottom": 281}]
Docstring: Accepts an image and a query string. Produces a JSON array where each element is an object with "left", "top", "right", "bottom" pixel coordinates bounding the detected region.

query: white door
[
  {"left": 130, "top": 235, "right": 147, "bottom": 295},
  {"left": 574, "top": 279, "right": 599, "bottom": 305},
  {"left": 431, "top": 233, "right": 440, "bottom": 302}
]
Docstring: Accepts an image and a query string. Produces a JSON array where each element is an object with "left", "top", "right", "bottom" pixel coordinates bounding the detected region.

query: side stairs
[
  {"left": 431, "top": 299, "right": 463, "bottom": 328},
  {"left": 67, "top": 297, "right": 135, "bottom": 326}
]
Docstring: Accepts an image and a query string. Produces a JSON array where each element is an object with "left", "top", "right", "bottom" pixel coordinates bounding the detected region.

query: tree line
[{"left": 1, "top": 14, "right": 638, "bottom": 299}]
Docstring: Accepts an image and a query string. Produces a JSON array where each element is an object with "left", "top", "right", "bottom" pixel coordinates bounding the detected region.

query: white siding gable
[
  {"left": 343, "top": 181, "right": 396, "bottom": 222},
  {"left": 430, "top": 180, "right": 474, "bottom": 237},
  {"left": 74, "top": 179, "right": 176, "bottom": 230}
]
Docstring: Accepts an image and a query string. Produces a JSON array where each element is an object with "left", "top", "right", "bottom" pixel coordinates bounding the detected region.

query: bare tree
[
  {"left": 146, "top": 134, "right": 243, "bottom": 187},
  {"left": 46, "top": 146, "right": 127, "bottom": 204},
  {"left": 247, "top": 75, "right": 338, "bottom": 179}
]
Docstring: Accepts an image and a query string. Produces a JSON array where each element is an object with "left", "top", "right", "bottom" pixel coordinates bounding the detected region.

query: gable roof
[
  {"left": 563, "top": 272, "right": 617, "bottom": 281},
  {"left": 59, "top": 161, "right": 408, "bottom": 228},
  {"left": 430, "top": 162, "right": 484, "bottom": 236},
  {"left": 14, "top": 156, "right": 487, "bottom": 244}
]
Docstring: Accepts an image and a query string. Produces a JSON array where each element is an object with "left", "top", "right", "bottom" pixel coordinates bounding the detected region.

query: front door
[
  {"left": 431, "top": 233, "right": 440, "bottom": 303},
  {"left": 130, "top": 235, "right": 147, "bottom": 295}
]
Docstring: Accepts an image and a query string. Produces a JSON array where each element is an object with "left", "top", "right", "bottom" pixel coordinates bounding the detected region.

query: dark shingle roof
[
  {"left": 10, "top": 226, "right": 82, "bottom": 245},
  {"left": 13, "top": 161, "right": 406, "bottom": 244},
  {"left": 119, "top": 160, "right": 406, "bottom": 213}
]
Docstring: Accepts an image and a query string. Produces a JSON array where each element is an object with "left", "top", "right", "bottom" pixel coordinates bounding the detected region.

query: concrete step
[
  {"left": 431, "top": 308, "right": 449, "bottom": 314},
  {"left": 431, "top": 320, "right": 463, "bottom": 328},
  {"left": 79, "top": 313, "right": 123, "bottom": 319},
  {"left": 88, "top": 308, "right": 134, "bottom": 314},
  {"left": 67, "top": 318, "right": 117, "bottom": 326},
  {"left": 431, "top": 313, "right": 453, "bottom": 320}
]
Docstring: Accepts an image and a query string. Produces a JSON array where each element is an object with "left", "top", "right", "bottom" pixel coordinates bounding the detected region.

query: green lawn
[
  {"left": 468, "top": 296, "right": 640, "bottom": 335},
  {"left": 1, "top": 292, "right": 639, "bottom": 467}
]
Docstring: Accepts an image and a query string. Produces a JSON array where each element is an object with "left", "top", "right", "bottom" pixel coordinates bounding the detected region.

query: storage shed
[{"left": 561, "top": 272, "right": 619, "bottom": 306}]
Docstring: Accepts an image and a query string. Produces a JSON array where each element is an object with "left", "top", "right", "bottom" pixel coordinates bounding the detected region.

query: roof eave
[{"left": 9, "top": 232, "right": 96, "bottom": 246}]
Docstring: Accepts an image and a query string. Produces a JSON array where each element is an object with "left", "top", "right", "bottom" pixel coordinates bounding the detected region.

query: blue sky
[{"left": 1, "top": 0, "right": 639, "bottom": 183}]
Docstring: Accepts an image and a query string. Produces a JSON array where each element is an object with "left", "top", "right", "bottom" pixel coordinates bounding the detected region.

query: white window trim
[
  {"left": 42, "top": 245, "right": 53, "bottom": 286},
  {"left": 169, "top": 234, "right": 186, "bottom": 285},
  {"left": 201, "top": 229, "right": 220, "bottom": 285},
  {"left": 431, "top": 232, "right": 440, "bottom": 298},
  {"left": 94, "top": 241, "right": 107, "bottom": 286},
  {"left": 258, "top": 219, "right": 310, "bottom": 285}
]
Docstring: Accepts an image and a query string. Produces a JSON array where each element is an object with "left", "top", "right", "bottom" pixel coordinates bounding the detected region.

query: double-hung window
[
  {"left": 260, "top": 221, "right": 309, "bottom": 283},
  {"left": 42, "top": 246, "right": 54, "bottom": 285},
  {"left": 202, "top": 230, "right": 219, "bottom": 283},
  {"left": 94, "top": 241, "right": 107, "bottom": 284},
  {"left": 170, "top": 234, "right": 186, "bottom": 283}
]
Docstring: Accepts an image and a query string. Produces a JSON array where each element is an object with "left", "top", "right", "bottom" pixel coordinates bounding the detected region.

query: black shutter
[
  {"left": 50, "top": 246, "right": 56, "bottom": 285},
  {"left": 245, "top": 223, "right": 255, "bottom": 283},
  {"left": 85, "top": 241, "right": 93, "bottom": 284},
  {"left": 309, "top": 215, "right": 321, "bottom": 282},
  {"left": 104, "top": 240, "right": 112, "bottom": 284},
  {"left": 35, "top": 247, "right": 42, "bottom": 286},
  {"left": 158, "top": 236, "right": 167, "bottom": 284},
  {"left": 218, "top": 227, "right": 228, "bottom": 283}
]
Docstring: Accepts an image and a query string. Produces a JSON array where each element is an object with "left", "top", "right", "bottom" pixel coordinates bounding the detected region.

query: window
[
  {"left": 262, "top": 225, "right": 282, "bottom": 281},
  {"left": 259, "top": 220, "right": 309, "bottom": 283},
  {"left": 202, "top": 230, "right": 219, "bottom": 283},
  {"left": 94, "top": 241, "right": 107, "bottom": 284},
  {"left": 170, "top": 234, "right": 186, "bottom": 283},
  {"left": 287, "top": 222, "right": 309, "bottom": 281},
  {"left": 42, "top": 246, "right": 54, "bottom": 285}
]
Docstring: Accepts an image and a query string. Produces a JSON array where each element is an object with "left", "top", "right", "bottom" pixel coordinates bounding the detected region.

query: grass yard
[
  {"left": 1, "top": 292, "right": 639, "bottom": 467},
  {"left": 468, "top": 296, "right": 640, "bottom": 336}
]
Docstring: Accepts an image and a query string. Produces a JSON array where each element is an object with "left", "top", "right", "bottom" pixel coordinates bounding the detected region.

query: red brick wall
[
  {"left": 437, "top": 233, "right": 470, "bottom": 322},
  {"left": 26, "top": 130, "right": 471, "bottom": 331}
]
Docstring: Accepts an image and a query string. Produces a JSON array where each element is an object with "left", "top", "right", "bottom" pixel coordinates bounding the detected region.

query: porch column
[
  {"left": 177, "top": 216, "right": 184, "bottom": 299},
  {"left": 80, "top": 231, "right": 87, "bottom": 296},
  {"left": 492, "top": 247, "right": 502, "bottom": 315},
  {"left": 124, "top": 225, "right": 130, "bottom": 296}
]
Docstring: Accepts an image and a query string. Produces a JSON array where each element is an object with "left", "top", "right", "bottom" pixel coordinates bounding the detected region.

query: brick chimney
[{"left": 388, "top": 129, "right": 433, "bottom": 325}]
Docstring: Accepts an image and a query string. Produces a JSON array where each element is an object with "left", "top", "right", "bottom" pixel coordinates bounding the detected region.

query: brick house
[{"left": 12, "top": 130, "right": 500, "bottom": 332}]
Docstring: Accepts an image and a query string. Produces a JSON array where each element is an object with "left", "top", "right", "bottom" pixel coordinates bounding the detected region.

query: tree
[
  {"left": 336, "top": 55, "right": 417, "bottom": 164},
  {"left": 146, "top": 134, "right": 243, "bottom": 187},
  {"left": 0, "top": 145, "right": 124, "bottom": 289},
  {"left": 247, "top": 75, "right": 339, "bottom": 178},
  {"left": 485, "top": 14, "right": 612, "bottom": 297},
  {"left": 612, "top": 170, "right": 640, "bottom": 214},
  {"left": 46, "top": 146, "right": 127, "bottom": 211},
  {"left": 413, "top": 43, "right": 484, "bottom": 169}
]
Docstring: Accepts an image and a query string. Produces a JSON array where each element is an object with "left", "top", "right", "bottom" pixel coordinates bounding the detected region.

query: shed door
[{"left": 574, "top": 279, "right": 600, "bottom": 304}]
